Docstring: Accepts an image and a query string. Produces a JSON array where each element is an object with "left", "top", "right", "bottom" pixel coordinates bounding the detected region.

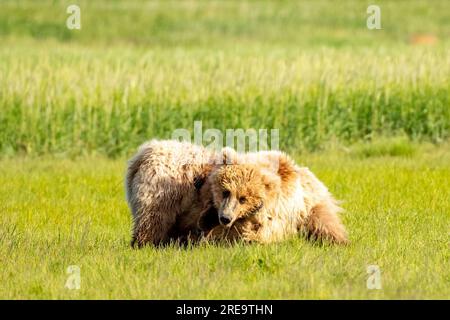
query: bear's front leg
[
  {"left": 131, "top": 204, "right": 178, "bottom": 248},
  {"left": 202, "top": 218, "right": 262, "bottom": 244}
]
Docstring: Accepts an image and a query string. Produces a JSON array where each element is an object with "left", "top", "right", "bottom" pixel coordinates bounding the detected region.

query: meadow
[
  {"left": 0, "top": 0, "right": 449, "bottom": 299},
  {"left": 1, "top": 143, "right": 449, "bottom": 299}
]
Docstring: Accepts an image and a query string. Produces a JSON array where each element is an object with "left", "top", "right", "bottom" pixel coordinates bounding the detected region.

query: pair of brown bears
[{"left": 126, "top": 140, "right": 348, "bottom": 248}]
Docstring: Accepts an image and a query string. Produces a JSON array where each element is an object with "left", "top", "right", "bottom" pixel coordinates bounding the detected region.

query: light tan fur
[
  {"left": 200, "top": 149, "right": 349, "bottom": 244},
  {"left": 126, "top": 140, "right": 349, "bottom": 247}
]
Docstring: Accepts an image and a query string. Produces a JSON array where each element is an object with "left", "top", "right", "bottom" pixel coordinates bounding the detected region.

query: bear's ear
[
  {"left": 220, "top": 147, "right": 238, "bottom": 165},
  {"left": 276, "top": 153, "right": 297, "bottom": 183}
]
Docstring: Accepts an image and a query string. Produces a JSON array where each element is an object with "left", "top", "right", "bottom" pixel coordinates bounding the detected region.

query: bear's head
[{"left": 206, "top": 148, "right": 282, "bottom": 228}]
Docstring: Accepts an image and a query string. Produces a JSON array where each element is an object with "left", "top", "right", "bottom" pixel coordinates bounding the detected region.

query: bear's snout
[{"left": 219, "top": 215, "right": 231, "bottom": 226}]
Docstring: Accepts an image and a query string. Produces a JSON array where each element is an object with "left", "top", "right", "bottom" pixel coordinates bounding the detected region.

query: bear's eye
[
  {"left": 239, "top": 196, "right": 246, "bottom": 204},
  {"left": 222, "top": 190, "right": 230, "bottom": 198}
]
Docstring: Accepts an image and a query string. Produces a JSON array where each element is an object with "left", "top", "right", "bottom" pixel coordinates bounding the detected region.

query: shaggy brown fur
[
  {"left": 199, "top": 150, "right": 349, "bottom": 245},
  {"left": 125, "top": 140, "right": 215, "bottom": 247},
  {"left": 125, "top": 140, "right": 349, "bottom": 247}
]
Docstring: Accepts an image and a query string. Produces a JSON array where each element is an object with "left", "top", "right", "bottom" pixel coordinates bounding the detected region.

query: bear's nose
[{"left": 219, "top": 216, "right": 231, "bottom": 225}]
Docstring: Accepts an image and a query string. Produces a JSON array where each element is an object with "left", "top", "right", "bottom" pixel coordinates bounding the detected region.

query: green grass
[
  {"left": 1, "top": 0, "right": 449, "bottom": 299},
  {"left": 0, "top": 0, "right": 449, "bottom": 157},
  {"left": 0, "top": 143, "right": 449, "bottom": 299},
  {"left": 1, "top": 0, "right": 449, "bottom": 47},
  {"left": 350, "top": 135, "right": 418, "bottom": 158},
  {"left": 1, "top": 44, "right": 449, "bottom": 157}
]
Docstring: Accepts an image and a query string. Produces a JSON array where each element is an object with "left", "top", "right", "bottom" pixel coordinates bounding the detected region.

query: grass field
[
  {"left": 1, "top": 142, "right": 449, "bottom": 299},
  {"left": 1, "top": 0, "right": 449, "bottom": 156},
  {"left": 0, "top": 0, "right": 449, "bottom": 299}
]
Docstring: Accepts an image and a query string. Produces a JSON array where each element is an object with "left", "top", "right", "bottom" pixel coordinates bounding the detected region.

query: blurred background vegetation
[
  {"left": 1, "top": 1, "right": 450, "bottom": 300},
  {"left": 0, "top": 0, "right": 449, "bottom": 157},
  {"left": 1, "top": 0, "right": 449, "bottom": 47}
]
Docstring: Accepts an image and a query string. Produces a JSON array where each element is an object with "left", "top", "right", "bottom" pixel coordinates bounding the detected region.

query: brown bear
[
  {"left": 125, "top": 139, "right": 216, "bottom": 247},
  {"left": 198, "top": 150, "right": 349, "bottom": 245},
  {"left": 125, "top": 140, "right": 348, "bottom": 247}
]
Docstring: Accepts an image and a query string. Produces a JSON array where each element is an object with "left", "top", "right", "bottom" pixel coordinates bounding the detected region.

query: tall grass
[
  {"left": 0, "top": 45, "right": 448, "bottom": 157},
  {"left": 0, "top": 0, "right": 449, "bottom": 157},
  {"left": 1, "top": 1, "right": 449, "bottom": 299}
]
